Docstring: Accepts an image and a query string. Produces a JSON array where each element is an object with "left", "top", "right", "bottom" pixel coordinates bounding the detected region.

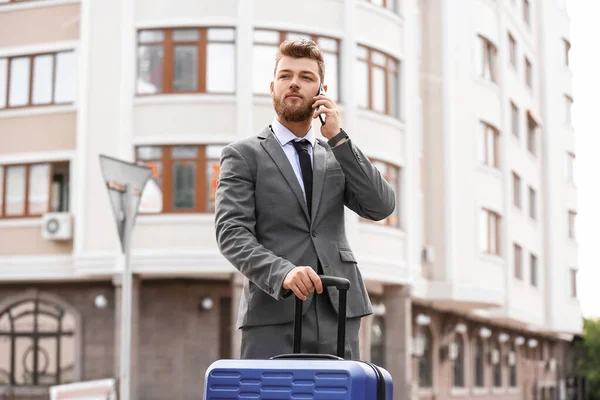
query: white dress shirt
[{"left": 270, "top": 119, "right": 316, "bottom": 199}]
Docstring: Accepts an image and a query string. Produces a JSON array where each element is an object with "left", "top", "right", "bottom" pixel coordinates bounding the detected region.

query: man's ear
[{"left": 270, "top": 81, "right": 274, "bottom": 95}]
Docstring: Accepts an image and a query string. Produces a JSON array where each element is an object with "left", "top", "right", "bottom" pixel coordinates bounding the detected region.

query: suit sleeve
[
  {"left": 214, "top": 144, "right": 296, "bottom": 300},
  {"left": 331, "top": 139, "right": 396, "bottom": 221}
]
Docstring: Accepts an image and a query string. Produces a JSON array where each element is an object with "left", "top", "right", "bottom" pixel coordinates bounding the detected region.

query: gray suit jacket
[{"left": 215, "top": 126, "right": 395, "bottom": 329}]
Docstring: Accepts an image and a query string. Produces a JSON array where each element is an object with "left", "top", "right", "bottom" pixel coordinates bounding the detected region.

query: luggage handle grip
[
  {"left": 293, "top": 275, "right": 349, "bottom": 358},
  {"left": 270, "top": 353, "right": 343, "bottom": 361}
]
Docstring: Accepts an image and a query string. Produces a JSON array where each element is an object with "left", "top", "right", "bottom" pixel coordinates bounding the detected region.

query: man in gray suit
[{"left": 215, "top": 39, "right": 395, "bottom": 360}]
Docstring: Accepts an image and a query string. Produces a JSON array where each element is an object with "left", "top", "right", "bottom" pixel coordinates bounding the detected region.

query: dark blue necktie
[{"left": 292, "top": 140, "right": 313, "bottom": 217}]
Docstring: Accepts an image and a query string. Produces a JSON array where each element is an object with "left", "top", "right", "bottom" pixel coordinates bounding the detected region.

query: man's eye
[{"left": 280, "top": 74, "right": 289, "bottom": 78}]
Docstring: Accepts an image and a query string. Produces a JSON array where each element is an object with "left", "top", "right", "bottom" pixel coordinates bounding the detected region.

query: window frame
[
  {"left": 474, "top": 336, "right": 485, "bottom": 388},
  {"left": 565, "top": 94, "right": 573, "bottom": 125},
  {"left": 566, "top": 152, "right": 576, "bottom": 184},
  {"left": 135, "top": 144, "right": 224, "bottom": 214},
  {"left": 530, "top": 253, "right": 538, "bottom": 287},
  {"left": 493, "top": 340, "right": 503, "bottom": 388},
  {"left": 514, "top": 243, "right": 523, "bottom": 280},
  {"left": 508, "top": 33, "right": 517, "bottom": 69},
  {"left": 362, "top": 0, "right": 399, "bottom": 14},
  {"left": 528, "top": 186, "right": 536, "bottom": 220},
  {"left": 357, "top": 44, "right": 401, "bottom": 118},
  {"left": 527, "top": 112, "right": 538, "bottom": 156},
  {"left": 564, "top": 39, "right": 571, "bottom": 67},
  {"left": 481, "top": 208, "right": 501, "bottom": 256},
  {"left": 477, "top": 35, "right": 498, "bottom": 83},
  {"left": 509, "top": 342, "right": 518, "bottom": 387},
  {"left": 570, "top": 268, "right": 577, "bottom": 298},
  {"left": 136, "top": 27, "right": 236, "bottom": 96},
  {"left": 0, "top": 51, "right": 75, "bottom": 110},
  {"left": 0, "top": 297, "right": 78, "bottom": 387},
  {"left": 452, "top": 333, "right": 465, "bottom": 388},
  {"left": 361, "top": 159, "right": 401, "bottom": 228},
  {"left": 417, "top": 327, "right": 433, "bottom": 388},
  {"left": 512, "top": 172, "right": 521, "bottom": 209},
  {"left": 523, "top": 0, "right": 531, "bottom": 26},
  {"left": 0, "top": 161, "right": 69, "bottom": 219},
  {"left": 511, "top": 101, "right": 519, "bottom": 138},
  {"left": 525, "top": 57, "right": 533, "bottom": 89},
  {"left": 568, "top": 210, "right": 577, "bottom": 239},
  {"left": 480, "top": 122, "right": 500, "bottom": 169}
]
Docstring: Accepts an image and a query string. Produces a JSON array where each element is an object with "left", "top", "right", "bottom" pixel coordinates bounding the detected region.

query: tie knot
[{"left": 292, "top": 139, "right": 310, "bottom": 153}]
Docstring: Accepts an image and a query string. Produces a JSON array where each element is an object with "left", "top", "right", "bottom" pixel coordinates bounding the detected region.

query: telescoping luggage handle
[{"left": 294, "top": 276, "right": 350, "bottom": 358}]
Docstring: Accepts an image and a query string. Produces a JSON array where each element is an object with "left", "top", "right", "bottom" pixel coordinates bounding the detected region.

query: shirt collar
[{"left": 271, "top": 118, "right": 316, "bottom": 148}]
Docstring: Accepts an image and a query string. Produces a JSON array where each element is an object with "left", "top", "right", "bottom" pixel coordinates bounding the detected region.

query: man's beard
[{"left": 273, "top": 94, "right": 314, "bottom": 122}]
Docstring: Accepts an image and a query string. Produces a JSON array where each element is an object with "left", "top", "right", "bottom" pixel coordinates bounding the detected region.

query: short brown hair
[{"left": 274, "top": 39, "right": 325, "bottom": 83}]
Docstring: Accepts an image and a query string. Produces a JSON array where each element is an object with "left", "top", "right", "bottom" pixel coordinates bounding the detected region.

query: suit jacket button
[{"left": 311, "top": 232, "right": 317, "bottom": 237}]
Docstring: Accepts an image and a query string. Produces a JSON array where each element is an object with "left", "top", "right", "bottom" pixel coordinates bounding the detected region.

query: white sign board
[{"left": 50, "top": 379, "right": 116, "bottom": 400}]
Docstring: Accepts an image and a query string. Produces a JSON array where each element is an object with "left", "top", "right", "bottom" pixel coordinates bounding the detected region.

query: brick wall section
[{"left": 137, "top": 280, "right": 230, "bottom": 400}]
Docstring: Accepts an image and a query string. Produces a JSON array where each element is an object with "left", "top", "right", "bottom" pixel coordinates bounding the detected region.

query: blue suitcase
[{"left": 204, "top": 276, "right": 393, "bottom": 399}]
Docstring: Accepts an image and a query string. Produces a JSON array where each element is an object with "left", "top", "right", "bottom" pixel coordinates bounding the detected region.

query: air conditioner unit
[{"left": 42, "top": 212, "right": 73, "bottom": 240}]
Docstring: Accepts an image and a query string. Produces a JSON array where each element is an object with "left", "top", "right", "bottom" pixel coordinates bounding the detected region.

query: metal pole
[{"left": 119, "top": 184, "right": 134, "bottom": 400}]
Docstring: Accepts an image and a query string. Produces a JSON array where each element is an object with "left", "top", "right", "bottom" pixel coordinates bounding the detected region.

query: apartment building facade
[{"left": 0, "top": 0, "right": 582, "bottom": 399}]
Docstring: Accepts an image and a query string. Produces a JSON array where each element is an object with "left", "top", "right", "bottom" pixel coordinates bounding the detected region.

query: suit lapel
[
  {"left": 259, "top": 127, "right": 310, "bottom": 222},
  {"left": 311, "top": 140, "right": 326, "bottom": 224}
]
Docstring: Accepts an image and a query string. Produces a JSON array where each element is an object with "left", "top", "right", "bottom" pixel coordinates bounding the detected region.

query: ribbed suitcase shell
[{"left": 204, "top": 358, "right": 393, "bottom": 399}]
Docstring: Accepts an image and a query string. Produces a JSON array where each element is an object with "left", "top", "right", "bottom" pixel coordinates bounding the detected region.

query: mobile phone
[{"left": 316, "top": 84, "right": 326, "bottom": 126}]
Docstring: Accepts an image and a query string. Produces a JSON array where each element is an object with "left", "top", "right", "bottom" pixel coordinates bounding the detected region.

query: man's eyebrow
[{"left": 277, "top": 69, "right": 318, "bottom": 77}]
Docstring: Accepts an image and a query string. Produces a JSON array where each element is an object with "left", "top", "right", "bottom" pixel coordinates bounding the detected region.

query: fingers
[
  {"left": 312, "top": 98, "right": 335, "bottom": 109},
  {"left": 307, "top": 269, "right": 323, "bottom": 294}
]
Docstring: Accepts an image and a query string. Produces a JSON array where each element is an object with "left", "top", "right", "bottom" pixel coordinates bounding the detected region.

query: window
[
  {"left": 527, "top": 113, "right": 538, "bottom": 155},
  {"left": 568, "top": 210, "right": 576, "bottom": 239},
  {"left": 480, "top": 209, "right": 501, "bottom": 256},
  {"left": 418, "top": 328, "right": 433, "bottom": 388},
  {"left": 364, "top": 160, "right": 401, "bottom": 228},
  {"left": 493, "top": 341, "right": 502, "bottom": 387},
  {"left": 529, "top": 186, "right": 536, "bottom": 220},
  {"left": 566, "top": 152, "right": 576, "bottom": 183},
  {"left": 513, "top": 172, "right": 521, "bottom": 208},
  {"left": 564, "top": 39, "right": 571, "bottom": 66},
  {"left": 530, "top": 253, "right": 538, "bottom": 287},
  {"left": 474, "top": 337, "right": 485, "bottom": 387},
  {"left": 508, "top": 33, "right": 517, "bottom": 69},
  {"left": 0, "top": 296, "right": 78, "bottom": 386},
  {"left": 356, "top": 45, "right": 400, "bottom": 117},
  {"left": 525, "top": 57, "right": 533, "bottom": 89},
  {"left": 254, "top": 30, "right": 340, "bottom": 101},
  {"left": 479, "top": 122, "right": 500, "bottom": 168},
  {"left": 476, "top": 35, "right": 498, "bottom": 83},
  {"left": 511, "top": 101, "right": 519, "bottom": 138},
  {"left": 0, "top": 51, "right": 76, "bottom": 110},
  {"left": 370, "top": 314, "right": 386, "bottom": 368},
  {"left": 136, "top": 28, "right": 235, "bottom": 95},
  {"left": 0, "top": 162, "right": 69, "bottom": 219},
  {"left": 523, "top": 0, "right": 531, "bottom": 26},
  {"left": 362, "top": 0, "right": 399, "bottom": 13},
  {"left": 514, "top": 243, "right": 523, "bottom": 280},
  {"left": 136, "top": 144, "right": 224, "bottom": 213},
  {"left": 565, "top": 95, "right": 573, "bottom": 125},
  {"left": 570, "top": 268, "right": 577, "bottom": 297},
  {"left": 452, "top": 334, "right": 465, "bottom": 388},
  {"left": 509, "top": 342, "right": 518, "bottom": 387}
]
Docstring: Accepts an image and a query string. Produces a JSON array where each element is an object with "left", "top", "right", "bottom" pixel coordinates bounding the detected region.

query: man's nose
[{"left": 289, "top": 76, "right": 300, "bottom": 89}]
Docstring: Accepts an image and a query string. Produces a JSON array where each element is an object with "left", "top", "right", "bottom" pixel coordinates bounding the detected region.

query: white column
[
  {"left": 236, "top": 0, "right": 254, "bottom": 140},
  {"left": 73, "top": 0, "right": 92, "bottom": 255}
]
